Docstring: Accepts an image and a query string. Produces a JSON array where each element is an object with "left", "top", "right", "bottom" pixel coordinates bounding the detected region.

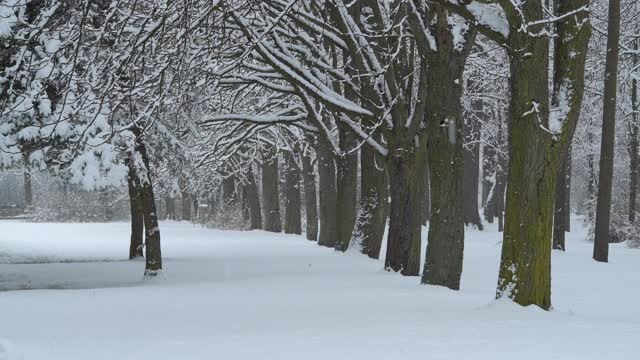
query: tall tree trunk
[
  {"left": 241, "top": 186, "right": 250, "bottom": 222},
  {"left": 23, "top": 154, "right": 32, "bottom": 209},
  {"left": 593, "top": 0, "right": 621, "bottom": 262},
  {"left": 181, "top": 190, "right": 192, "bottom": 221},
  {"left": 133, "top": 133, "right": 162, "bottom": 276},
  {"left": 587, "top": 131, "right": 596, "bottom": 200},
  {"left": 629, "top": 40, "right": 638, "bottom": 224},
  {"left": 482, "top": 131, "right": 497, "bottom": 216},
  {"left": 499, "top": 51, "right": 554, "bottom": 309},
  {"left": 565, "top": 149, "right": 572, "bottom": 231},
  {"left": 283, "top": 152, "right": 302, "bottom": 234},
  {"left": 463, "top": 81, "right": 484, "bottom": 230},
  {"left": 334, "top": 125, "right": 358, "bottom": 252},
  {"left": 553, "top": 153, "right": 569, "bottom": 250},
  {"left": 261, "top": 147, "right": 282, "bottom": 232},
  {"left": 424, "top": 116, "right": 464, "bottom": 288},
  {"left": 496, "top": 0, "right": 590, "bottom": 309},
  {"left": 245, "top": 167, "right": 262, "bottom": 230},
  {"left": 355, "top": 137, "right": 388, "bottom": 259},
  {"left": 222, "top": 174, "right": 236, "bottom": 208},
  {"left": 483, "top": 125, "right": 499, "bottom": 224},
  {"left": 422, "top": 15, "right": 470, "bottom": 289},
  {"left": 127, "top": 159, "right": 144, "bottom": 259},
  {"left": 165, "top": 195, "right": 175, "bottom": 220},
  {"left": 497, "top": 182, "right": 505, "bottom": 232},
  {"left": 192, "top": 197, "right": 199, "bottom": 221},
  {"left": 317, "top": 140, "right": 338, "bottom": 247},
  {"left": 631, "top": 131, "right": 639, "bottom": 224},
  {"left": 422, "top": 163, "right": 431, "bottom": 225},
  {"left": 385, "top": 143, "right": 424, "bottom": 276},
  {"left": 302, "top": 152, "right": 318, "bottom": 241},
  {"left": 496, "top": 116, "right": 506, "bottom": 233}
]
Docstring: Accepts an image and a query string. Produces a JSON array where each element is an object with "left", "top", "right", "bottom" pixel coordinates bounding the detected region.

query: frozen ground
[{"left": 0, "top": 218, "right": 638, "bottom": 360}]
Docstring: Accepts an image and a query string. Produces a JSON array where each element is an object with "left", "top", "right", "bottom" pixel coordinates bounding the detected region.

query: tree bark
[
  {"left": 463, "top": 81, "right": 484, "bottom": 230},
  {"left": 241, "top": 186, "right": 250, "bottom": 222},
  {"left": 424, "top": 112, "right": 464, "bottom": 288},
  {"left": 593, "top": 0, "right": 621, "bottom": 262},
  {"left": 565, "top": 149, "right": 572, "bottom": 231},
  {"left": 355, "top": 137, "right": 388, "bottom": 259},
  {"left": 23, "top": 155, "right": 32, "bottom": 210},
  {"left": 483, "top": 113, "right": 500, "bottom": 224},
  {"left": 385, "top": 144, "right": 424, "bottom": 276},
  {"left": 165, "top": 195, "right": 176, "bottom": 220},
  {"left": 222, "top": 174, "right": 237, "bottom": 208},
  {"left": 553, "top": 153, "right": 569, "bottom": 250},
  {"left": 302, "top": 152, "right": 318, "bottom": 241},
  {"left": 132, "top": 132, "right": 162, "bottom": 276},
  {"left": 587, "top": 131, "right": 596, "bottom": 199},
  {"left": 126, "top": 158, "right": 144, "bottom": 260},
  {"left": 421, "top": 11, "right": 470, "bottom": 289},
  {"left": 181, "top": 190, "right": 192, "bottom": 221},
  {"left": 317, "top": 139, "right": 338, "bottom": 247},
  {"left": 261, "top": 146, "right": 282, "bottom": 232},
  {"left": 495, "top": 0, "right": 590, "bottom": 309},
  {"left": 283, "top": 152, "right": 302, "bottom": 234},
  {"left": 496, "top": 115, "right": 507, "bottom": 233},
  {"left": 483, "top": 142, "right": 498, "bottom": 223},
  {"left": 422, "top": 163, "right": 431, "bottom": 225},
  {"left": 245, "top": 167, "right": 262, "bottom": 230},
  {"left": 334, "top": 125, "right": 358, "bottom": 252},
  {"left": 629, "top": 40, "right": 638, "bottom": 224},
  {"left": 499, "top": 52, "right": 555, "bottom": 308}
]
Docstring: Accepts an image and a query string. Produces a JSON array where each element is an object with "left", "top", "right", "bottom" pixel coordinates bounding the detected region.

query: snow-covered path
[{"left": 1, "top": 220, "right": 638, "bottom": 359}]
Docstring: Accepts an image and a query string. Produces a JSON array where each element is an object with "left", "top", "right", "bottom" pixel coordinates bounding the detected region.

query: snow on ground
[{"left": 0, "top": 218, "right": 638, "bottom": 359}]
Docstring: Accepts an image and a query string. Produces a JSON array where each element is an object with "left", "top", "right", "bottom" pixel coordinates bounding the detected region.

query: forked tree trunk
[
  {"left": 385, "top": 144, "right": 424, "bottom": 276},
  {"left": 355, "top": 138, "right": 388, "bottom": 259},
  {"left": 245, "top": 167, "right": 262, "bottom": 230},
  {"left": 334, "top": 125, "right": 358, "bottom": 252},
  {"left": 127, "top": 159, "right": 144, "bottom": 259},
  {"left": 302, "top": 153, "right": 318, "bottom": 241},
  {"left": 317, "top": 140, "right": 338, "bottom": 247},
  {"left": 261, "top": 147, "right": 282, "bottom": 232},
  {"left": 593, "top": 0, "right": 621, "bottom": 262},
  {"left": 283, "top": 152, "right": 302, "bottom": 234}
]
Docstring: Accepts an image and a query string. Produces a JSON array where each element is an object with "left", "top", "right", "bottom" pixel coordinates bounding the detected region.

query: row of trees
[{"left": 1, "top": 0, "right": 638, "bottom": 310}]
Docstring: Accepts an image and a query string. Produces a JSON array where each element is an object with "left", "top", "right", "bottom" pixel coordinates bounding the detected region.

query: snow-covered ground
[{"left": 1, "top": 219, "right": 638, "bottom": 359}]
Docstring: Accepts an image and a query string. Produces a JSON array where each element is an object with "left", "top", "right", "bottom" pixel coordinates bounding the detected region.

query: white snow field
[{"left": 1, "top": 219, "right": 639, "bottom": 360}]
